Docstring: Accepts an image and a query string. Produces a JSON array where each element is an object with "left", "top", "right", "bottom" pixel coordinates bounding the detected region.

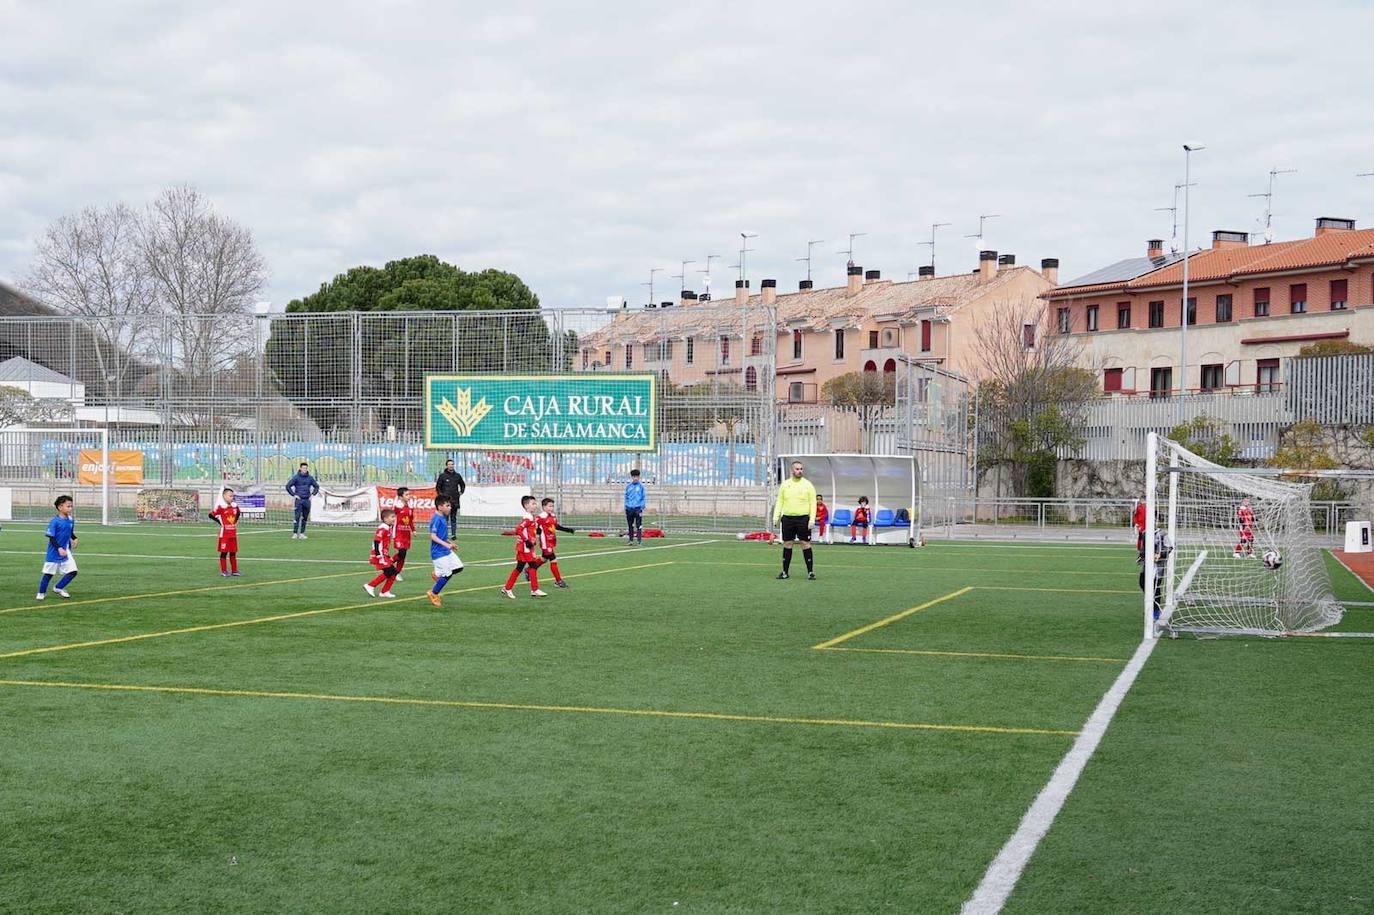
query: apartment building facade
[{"left": 1046, "top": 219, "right": 1374, "bottom": 396}]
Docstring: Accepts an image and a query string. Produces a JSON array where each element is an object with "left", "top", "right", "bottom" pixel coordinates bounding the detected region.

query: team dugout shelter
[{"left": 777, "top": 453, "right": 918, "bottom": 547}]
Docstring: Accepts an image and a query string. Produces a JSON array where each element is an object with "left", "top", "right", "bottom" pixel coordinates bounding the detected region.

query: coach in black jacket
[{"left": 435, "top": 458, "right": 466, "bottom": 520}]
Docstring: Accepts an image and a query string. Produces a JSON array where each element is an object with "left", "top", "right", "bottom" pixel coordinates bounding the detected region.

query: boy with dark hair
[
  {"left": 536, "top": 496, "right": 577, "bottom": 589},
  {"left": 426, "top": 496, "right": 464, "bottom": 608},
  {"left": 37, "top": 495, "right": 79, "bottom": 600},
  {"left": 364, "top": 507, "right": 399, "bottom": 598},
  {"left": 502, "top": 495, "right": 547, "bottom": 598},
  {"left": 286, "top": 461, "right": 319, "bottom": 539},
  {"left": 209, "top": 487, "right": 242, "bottom": 576},
  {"left": 849, "top": 496, "right": 871, "bottom": 544},
  {"left": 623, "top": 468, "right": 645, "bottom": 545},
  {"left": 392, "top": 486, "right": 414, "bottom": 581}
]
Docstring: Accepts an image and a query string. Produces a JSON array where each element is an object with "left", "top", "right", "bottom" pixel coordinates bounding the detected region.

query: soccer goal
[
  {"left": 0, "top": 426, "right": 120, "bottom": 525},
  {"left": 1145, "top": 431, "right": 1347, "bottom": 638}
]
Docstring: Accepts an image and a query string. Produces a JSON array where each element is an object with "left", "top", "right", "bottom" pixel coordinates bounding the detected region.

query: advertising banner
[
  {"left": 311, "top": 486, "right": 379, "bottom": 524},
  {"left": 77, "top": 449, "right": 145, "bottom": 485},
  {"left": 136, "top": 488, "right": 200, "bottom": 522},
  {"left": 425, "top": 373, "right": 656, "bottom": 452},
  {"left": 458, "top": 485, "right": 535, "bottom": 518},
  {"left": 376, "top": 485, "right": 437, "bottom": 523}
]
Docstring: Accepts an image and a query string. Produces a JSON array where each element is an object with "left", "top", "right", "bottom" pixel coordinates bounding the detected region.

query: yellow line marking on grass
[
  {"left": 812, "top": 587, "right": 974, "bottom": 650},
  {"left": 0, "top": 571, "right": 360, "bottom": 616},
  {"left": 0, "top": 561, "right": 675, "bottom": 660},
  {"left": 823, "top": 646, "right": 1127, "bottom": 664},
  {"left": 0, "top": 678, "right": 1078, "bottom": 737}
]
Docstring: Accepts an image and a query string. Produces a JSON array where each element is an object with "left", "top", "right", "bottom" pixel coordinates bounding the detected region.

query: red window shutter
[
  {"left": 920, "top": 320, "right": 931, "bottom": 351},
  {"left": 1331, "top": 279, "right": 1348, "bottom": 303},
  {"left": 1103, "top": 368, "right": 1123, "bottom": 392},
  {"left": 1290, "top": 283, "right": 1306, "bottom": 303}
]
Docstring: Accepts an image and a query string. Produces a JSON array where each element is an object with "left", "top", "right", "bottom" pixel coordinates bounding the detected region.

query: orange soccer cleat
[{"left": 426, "top": 590, "right": 442, "bottom": 608}]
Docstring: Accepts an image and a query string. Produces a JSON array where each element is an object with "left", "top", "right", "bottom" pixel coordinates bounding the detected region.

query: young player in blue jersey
[
  {"left": 37, "top": 494, "right": 79, "bottom": 600},
  {"left": 426, "top": 495, "right": 464, "bottom": 607}
]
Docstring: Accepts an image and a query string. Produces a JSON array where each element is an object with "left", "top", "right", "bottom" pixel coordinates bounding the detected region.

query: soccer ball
[
  {"left": 736, "top": 532, "right": 747, "bottom": 541},
  {"left": 1262, "top": 549, "right": 1283, "bottom": 570}
]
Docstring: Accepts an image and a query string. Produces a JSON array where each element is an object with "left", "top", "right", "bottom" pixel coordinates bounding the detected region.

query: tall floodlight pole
[
  {"left": 1248, "top": 167, "right": 1296, "bottom": 244},
  {"left": 920, "top": 222, "right": 951, "bottom": 272},
  {"left": 796, "top": 239, "right": 824, "bottom": 283},
  {"left": 1180, "top": 144, "right": 1204, "bottom": 396},
  {"left": 643, "top": 267, "right": 664, "bottom": 307},
  {"left": 739, "top": 232, "right": 758, "bottom": 286}
]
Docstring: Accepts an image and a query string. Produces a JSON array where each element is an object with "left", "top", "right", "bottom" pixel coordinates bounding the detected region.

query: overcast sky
[{"left": 3, "top": 1, "right": 1373, "bottom": 310}]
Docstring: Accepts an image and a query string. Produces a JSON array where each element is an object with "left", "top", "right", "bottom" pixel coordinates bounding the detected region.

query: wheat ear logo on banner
[{"left": 436, "top": 388, "right": 493, "bottom": 437}]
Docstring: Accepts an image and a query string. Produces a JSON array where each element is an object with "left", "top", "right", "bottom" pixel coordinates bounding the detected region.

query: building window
[
  {"left": 1117, "top": 303, "right": 1131, "bottom": 329},
  {"left": 663, "top": 340, "right": 673, "bottom": 360},
  {"left": 685, "top": 338, "right": 694, "bottom": 365},
  {"left": 1057, "top": 308, "right": 1071, "bottom": 334},
  {"left": 1185, "top": 297, "right": 1197, "bottom": 325},
  {"left": 603, "top": 350, "right": 611, "bottom": 366},
  {"left": 1257, "top": 358, "right": 1280, "bottom": 393},
  {"left": 1254, "top": 287, "right": 1270, "bottom": 317},
  {"left": 1148, "top": 301, "right": 1165, "bottom": 328},
  {"left": 750, "top": 334, "right": 762, "bottom": 355},
  {"left": 1331, "top": 279, "right": 1348, "bottom": 310},
  {"left": 1104, "top": 367, "right": 1123, "bottom": 392},
  {"left": 920, "top": 319, "right": 932, "bottom": 351},
  {"left": 1289, "top": 283, "right": 1307, "bottom": 314},
  {"left": 1200, "top": 363, "right": 1224, "bottom": 391},
  {"left": 868, "top": 330, "right": 879, "bottom": 349},
  {"left": 625, "top": 344, "right": 633, "bottom": 369},
  {"left": 792, "top": 329, "right": 802, "bottom": 360},
  {"left": 1086, "top": 305, "right": 1099, "bottom": 332},
  {"left": 883, "top": 358, "right": 896, "bottom": 374},
  {"left": 720, "top": 335, "right": 730, "bottom": 364},
  {"left": 582, "top": 350, "right": 589, "bottom": 370},
  {"left": 744, "top": 366, "right": 757, "bottom": 390},
  {"left": 1022, "top": 324, "right": 1036, "bottom": 349},
  {"left": 1150, "top": 366, "right": 1173, "bottom": 399},
  {"left": 1215, "top": 294, "right": 1232, "bottom": 323},
  {"left": 834, "top": 328, "right": 845, "bottom": 359},
  {"left": 863, "top": 360, "right": 877, "bottom": 372}
]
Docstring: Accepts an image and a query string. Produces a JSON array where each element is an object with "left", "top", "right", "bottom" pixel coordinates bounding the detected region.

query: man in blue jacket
[
  {"left": 286, "top": 461, "right": 320, "bottom": 539},
  {"left": 623, "top": 468, "right": 646, "bottom": 546}
]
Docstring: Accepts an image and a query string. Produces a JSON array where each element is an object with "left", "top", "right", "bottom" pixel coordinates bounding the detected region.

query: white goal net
[{"left": 1146, "top": 433, "right": 1343, "bottom": 637}]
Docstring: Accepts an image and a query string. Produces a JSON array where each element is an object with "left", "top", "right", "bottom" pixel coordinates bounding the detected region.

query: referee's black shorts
[{"left": 779, "top": 514, "right": 812, "bottom": 543}]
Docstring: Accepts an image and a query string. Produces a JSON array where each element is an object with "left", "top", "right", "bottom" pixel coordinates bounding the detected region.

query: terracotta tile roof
[
  {"left": 1049, "top": 228, "right": 1374, "bottom": 299},
  {"left": 582, "top": 268, "right": 1044, "bottom": 347}
]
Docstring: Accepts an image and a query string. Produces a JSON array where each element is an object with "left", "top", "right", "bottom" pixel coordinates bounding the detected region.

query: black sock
[
  {"left": 782, "top": 548, "right": 793, "bottom": 573},
  {"left": 803, "top": 548, "right": 813, "bottom": 572}
]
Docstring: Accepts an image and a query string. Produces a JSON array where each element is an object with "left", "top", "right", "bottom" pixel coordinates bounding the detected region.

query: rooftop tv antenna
[
  {"left": 1248, "top": 167, "right": 1296, "bottom": 243},
  {"left": 964, "top": 214, "right": 1000, "bottom": 252},
  {"left": 837, "top": 232, "right": 866, "bottom": 269},
  {"left": 672, "top": 259, "right": 695, "bottom": 295},
  {"left": 642, "top": 267, "right": 664, "bottom": 307},
  {"left": 796, "top": 239, "right": 824, "bottom": 283},
  {"left": 698, "top": 254, "right": 720, "bottom": 301},
  {"left": 738, "top": 232, "right": 758, "bottom": 285},
  {"left": 1155, "top": 183, "right": 1183, "bottom": 253},
  {"left": 919, "top": 222, "right": 951, "bottom": 272}
]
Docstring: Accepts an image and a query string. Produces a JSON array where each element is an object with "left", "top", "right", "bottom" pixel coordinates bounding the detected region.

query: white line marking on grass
[{"left": 960, "top": 636, "right": 1158, "bottom": 915}]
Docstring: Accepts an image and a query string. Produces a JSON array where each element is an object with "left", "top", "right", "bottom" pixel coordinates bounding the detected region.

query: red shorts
[
  {"left": 218, "top": 535, "right": 238, "bottom": 553},
  {"left": 394, "top": 537, "right": 412, "bottom": 551},
  {"left": 1240, "top": 528, "right": 1254, "bottom": 542},
  {"left": 370, "top": 554, "right": 393, "bottom": 570}
]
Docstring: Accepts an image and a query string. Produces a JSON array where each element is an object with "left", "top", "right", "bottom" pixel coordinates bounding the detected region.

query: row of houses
[{"left": 581, "top": 218, "right": 1374, "bottom": 401}]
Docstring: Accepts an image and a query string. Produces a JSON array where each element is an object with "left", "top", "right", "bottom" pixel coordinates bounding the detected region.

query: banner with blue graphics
[{"left": 424, "top": 373, "right": 657, "bottom": 452}]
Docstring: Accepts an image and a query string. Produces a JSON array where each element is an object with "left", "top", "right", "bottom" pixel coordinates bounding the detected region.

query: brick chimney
[
  {"left": 918, "top": 266, "right": 935, "bottom": 281},
  {"left": 846, "top": 265, "right": 863, "bottom": 296},
  {"left": 1315, "top": 216, "right": 1356, "bottom": 236},
  {"left": 680, "top": 290, "right": 698, "bottom": 307},
  {"left": 1211, "top": 230, "right": 1249, "bottom": 250},
  {"left": 761, "top": 278, "right": 777, "bottom": 305},
  {"left": 799, "top": 279, "right": 814, "bottom": 290},
  {"left": 734, "top": 279, "right": 749, "bottom": 305},
  {"left": 979, "top": 250, "right": 998, "bottom": 283},
  {"left": 865, "top": 269, "right": 881, "bottom": 284},
  {"left": 1147, "top": 239, "right": 1165, "bottom": 259},
  {"left": 1040, "top": 258, "right": 1059, "bottom": 285},
  {"left": 997, "top": 254, "right": 1015, "bottom": 272}
]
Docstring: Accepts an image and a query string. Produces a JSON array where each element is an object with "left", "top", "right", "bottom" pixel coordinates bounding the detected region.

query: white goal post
[
  {"left": 1145, "top": 432, "right": 1345, "bottom": 638},
  {"left": 0, "top": 426, "right": 112, "bottom": 525}
]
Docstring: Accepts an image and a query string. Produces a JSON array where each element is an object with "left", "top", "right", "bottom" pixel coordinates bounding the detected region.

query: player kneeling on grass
[
  {"left": 502, "top": 495, "right": 547, "bottom": 598},
  {"left": 365, "top": 508, "right": 400, "bottom": 598},
  {"left": 37, "top": 494, "right": 79, "bottom": 600},
  {"left": 535, "top": 496, "right": 576, "bottom": 589},
  {"left": 426, "top": 496, "right": 464, "bottom": 608},
  {"left": 209, "top": 488, "right": 242, "bottom": 577}
]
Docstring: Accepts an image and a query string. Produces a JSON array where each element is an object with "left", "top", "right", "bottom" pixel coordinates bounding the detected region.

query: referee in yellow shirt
[{"left": 773, "top": 460, "right": 818, "bottom": 580}]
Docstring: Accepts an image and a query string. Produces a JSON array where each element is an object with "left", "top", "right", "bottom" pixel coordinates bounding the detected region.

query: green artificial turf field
[{"left": 1, "top": 523, "right": 1371, "bottom": 913}]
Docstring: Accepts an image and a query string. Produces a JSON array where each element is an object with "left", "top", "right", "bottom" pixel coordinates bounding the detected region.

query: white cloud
[{"left": 3, "top": 0, "right": 1373, "bottom": 309}]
